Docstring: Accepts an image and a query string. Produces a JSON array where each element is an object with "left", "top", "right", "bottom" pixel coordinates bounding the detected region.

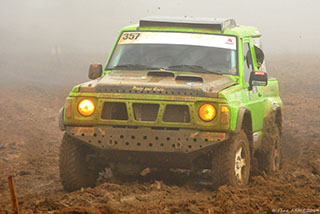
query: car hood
[{"left": 79, "top": 70, "right": 236, "bottom": 98}]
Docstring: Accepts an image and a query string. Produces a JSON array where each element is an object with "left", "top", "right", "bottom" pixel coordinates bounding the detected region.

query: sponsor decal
[
  {"left": 254, "top": 71, "right": 265, "bottom": 75},
  {"left": 225, "top": 37, "right": 235, "bottom": 45},
  {"left": 118, "top": 31, "right": 237, "bottom": 50},
  {"left": 185, "top": 82, "right": 204, "bottom": 86},
  {"left": 132, "top": 86, "right": 165, "bottom": 92},
  {"left": 99, "top": 94, "right": 122, "bottom": 98},
  {"left": 253, "top": 132, "right": 259, "bottom": 142}
]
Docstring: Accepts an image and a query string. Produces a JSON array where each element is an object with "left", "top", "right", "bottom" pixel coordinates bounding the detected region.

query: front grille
[
  {"left": 133, "top": 103, "right": 159, "bottom": 121},
  {"left": 163, "top": 105, "right": 190, "bottom": 123},
  {"left": 101, "top": 102, "right": 128, "bottom": 120},
  {"left": 100, "top": 102, "right": 190, "bottom": 124}
]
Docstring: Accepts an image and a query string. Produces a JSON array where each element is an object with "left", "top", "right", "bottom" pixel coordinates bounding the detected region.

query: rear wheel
[
  {"left": 211, "top": 131, "right": 251, "bottom": 187},
  {"left": 59, "top": 134, "right": 102, "bottom": 192},
  {"left": 258, "top": 124, "right": 282, "bottom": 173}
]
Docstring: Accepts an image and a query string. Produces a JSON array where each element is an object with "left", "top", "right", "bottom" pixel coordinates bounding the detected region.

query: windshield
[{"left": 107, "top": 31, "right": 237, "bottom": 75}]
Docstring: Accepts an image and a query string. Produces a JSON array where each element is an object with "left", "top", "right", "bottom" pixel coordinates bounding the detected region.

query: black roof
[{"left": 139, "top": 16, "right": 236, "bottom": 32}]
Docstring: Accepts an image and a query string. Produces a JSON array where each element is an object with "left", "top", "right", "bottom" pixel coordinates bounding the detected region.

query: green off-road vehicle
[{"left": 58, "top": 17, "right": 283, "bottom": 192}]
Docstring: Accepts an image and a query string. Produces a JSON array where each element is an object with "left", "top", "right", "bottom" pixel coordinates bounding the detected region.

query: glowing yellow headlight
[
  {"left": 199, "top": 104, "right": 216, "bottom": 122},
  {"left": 78, "top": 99, "right": 95, "bottom": 117}
]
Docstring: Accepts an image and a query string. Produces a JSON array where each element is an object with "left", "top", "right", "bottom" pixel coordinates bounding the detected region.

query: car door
[{"left": 242, "top": 38, "right": 265, "bottom": 133}]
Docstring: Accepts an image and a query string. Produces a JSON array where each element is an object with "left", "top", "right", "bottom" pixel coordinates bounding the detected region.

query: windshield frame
[{"left": 105, "top": 30, "right": 239, "bottom": 76}]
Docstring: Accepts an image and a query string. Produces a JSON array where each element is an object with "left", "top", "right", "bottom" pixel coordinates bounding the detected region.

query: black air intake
[
  {"left": 133, "top": 103, "right": 159, "bottom": 121},
  {"left": 101, "top": 102, "right": 128, "bottom": 120},
  {"left": 147, "top": 71, "right": 175, "bottom": 77},
  {"left": 175, "top": 75, "right": 203, "bottom": 82},
  {"left": 163, "top": 105, "right": 190, "bottom": 123}
]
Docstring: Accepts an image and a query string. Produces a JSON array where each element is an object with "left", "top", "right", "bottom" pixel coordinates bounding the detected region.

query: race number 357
[{"left": 122, "top": 33, "right": 141, "bottom": 40}]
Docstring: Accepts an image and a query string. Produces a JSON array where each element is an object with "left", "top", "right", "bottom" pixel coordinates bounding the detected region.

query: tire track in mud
[{"left": 13, "top": 127, "right": 319, "bottom": 214}]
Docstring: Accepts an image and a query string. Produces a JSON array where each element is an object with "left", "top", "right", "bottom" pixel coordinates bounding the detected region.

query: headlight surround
[
  {"left": 199, "top": 104, "right": 216, "bottom": 122},
  {"left": 78, "top": 99, "right": 95, "bottom": 117}
]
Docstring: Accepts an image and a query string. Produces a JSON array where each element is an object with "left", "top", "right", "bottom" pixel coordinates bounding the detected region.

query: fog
[{"left": 1, "top": 0, "right": 319, "bottom": 56}]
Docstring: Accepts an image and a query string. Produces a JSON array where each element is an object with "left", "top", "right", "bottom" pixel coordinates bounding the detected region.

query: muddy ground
[{"left": 0, "top": 54, "right": 319, "bottom": 213}]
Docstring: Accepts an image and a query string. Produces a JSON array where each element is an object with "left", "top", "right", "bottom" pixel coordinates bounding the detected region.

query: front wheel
[
  {"left": 211, "top": 130, "right": 251, "bottom": 187},
  {"left": 59, "top": 134, "right": 102, "bottom": 192}
]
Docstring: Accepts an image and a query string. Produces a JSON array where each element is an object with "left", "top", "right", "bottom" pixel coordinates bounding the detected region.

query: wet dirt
[{"left": 0, "top": 54, "right": 320, "bottom": 213}]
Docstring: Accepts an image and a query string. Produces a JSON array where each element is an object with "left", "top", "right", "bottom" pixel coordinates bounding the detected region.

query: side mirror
[
  {"left": 88, "top": 64, "right": 102, "bottom": 80},
  {"left": 249, "top": 71, "right": 268, "bottom": 90}
]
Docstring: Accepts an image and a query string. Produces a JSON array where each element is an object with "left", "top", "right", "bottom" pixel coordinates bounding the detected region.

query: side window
[
  {"left": 243, "top": 43, "right": 253, "bottom": 83},
  {"left": 253, "top": 37, "right": 267, "bottom": 72}
]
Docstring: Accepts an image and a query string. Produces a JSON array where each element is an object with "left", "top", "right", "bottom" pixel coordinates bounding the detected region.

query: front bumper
[{"left": 66, "top": 126, "right": 228, "bottom": 154}]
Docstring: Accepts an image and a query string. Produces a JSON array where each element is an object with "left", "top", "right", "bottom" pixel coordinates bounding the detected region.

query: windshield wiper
[
  {"left": 108, "top": 64, "right": 165, "bottom": 71},
  {"left": 167, "top": 65, "right": 222, "bottom": 74}
]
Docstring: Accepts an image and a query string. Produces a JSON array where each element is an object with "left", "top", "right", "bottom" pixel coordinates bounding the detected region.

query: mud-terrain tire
[
  {"left": 258, "top": 124, "right": 282, "bottom": 173},
  {"left": 59, "top": 134, "right": 101, "bottom": 192},
  {"left": 211, "top": 130, "right": 251, "bottom": 187}
]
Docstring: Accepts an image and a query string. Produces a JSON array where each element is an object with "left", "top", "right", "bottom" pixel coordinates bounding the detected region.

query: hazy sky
[{"left": 1, "top": 0, "right": 319, "bottom": 55}]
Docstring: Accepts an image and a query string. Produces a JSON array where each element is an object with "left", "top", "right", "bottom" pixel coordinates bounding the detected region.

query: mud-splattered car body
[{"left": 59, "top": 17, "right": 283, "bottom": 191}]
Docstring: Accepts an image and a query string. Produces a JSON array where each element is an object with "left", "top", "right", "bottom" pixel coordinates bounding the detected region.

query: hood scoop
[
  {"left": 147, "top": 71, "right": 175, "bottom": 77},
  {"left": 175, "top": 75, "right": 203, "bottom": 83}
]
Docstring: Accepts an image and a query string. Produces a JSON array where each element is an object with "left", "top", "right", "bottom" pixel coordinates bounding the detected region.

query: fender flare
[
  {"left": 235, "top": 107, "right": 252, "bottom": 133},
  {"left": 270, "top": 104, "right": 283, "bottom": 134},
  {"left": 58, "top": 107, "right": 66, "bottom": 131},
  {"left": 235, "top": 107, "right": 254, "bottom": 155}
]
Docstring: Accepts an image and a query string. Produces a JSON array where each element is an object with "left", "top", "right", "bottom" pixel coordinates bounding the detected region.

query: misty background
[{"left": 0, "top": 0, "right": 319, "bottom": 85}]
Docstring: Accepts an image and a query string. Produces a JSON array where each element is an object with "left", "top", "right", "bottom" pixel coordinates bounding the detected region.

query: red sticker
[{"left": 254, "top": 71, "right": 265, "bottom": 75}]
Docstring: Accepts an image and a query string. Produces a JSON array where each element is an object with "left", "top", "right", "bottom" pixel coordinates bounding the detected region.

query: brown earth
[{"left": 0, "top": 54, "right": 320, "bottom": 214}]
